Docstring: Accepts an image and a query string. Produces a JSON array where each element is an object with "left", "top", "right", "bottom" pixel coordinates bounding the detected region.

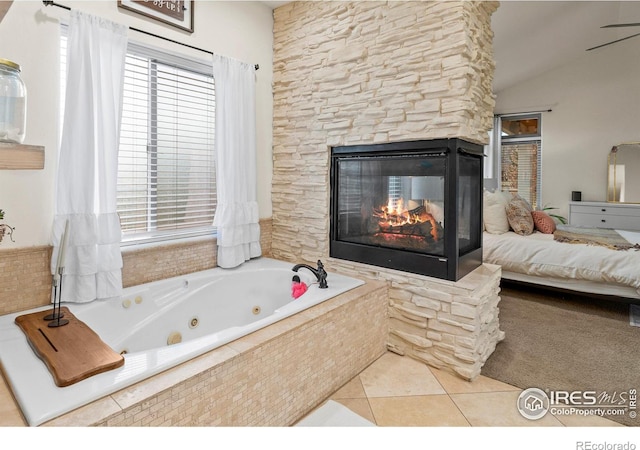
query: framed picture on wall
[{"left": 118, "top": 0, "right": 194, "bottom": 33}]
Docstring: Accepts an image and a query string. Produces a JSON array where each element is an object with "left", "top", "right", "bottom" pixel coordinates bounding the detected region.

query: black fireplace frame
[{"left": 329, "top": 138, "right": 483, "bottom": 282}]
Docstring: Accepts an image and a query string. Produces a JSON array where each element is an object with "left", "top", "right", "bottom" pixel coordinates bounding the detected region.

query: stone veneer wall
[
  {"left": 272, "top": 1, "right": 499, "bottom": 379},
  {"left": 333, "top": 259, "right": 504, "bottom": 380},
  {"left": 0, "top": 219, "right": 272, "bottom": 316}
]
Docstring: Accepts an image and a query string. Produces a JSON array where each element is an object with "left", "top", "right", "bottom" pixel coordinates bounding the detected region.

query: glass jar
[{"left": 0, "top": 59, "right": 26, "bottom": 144}]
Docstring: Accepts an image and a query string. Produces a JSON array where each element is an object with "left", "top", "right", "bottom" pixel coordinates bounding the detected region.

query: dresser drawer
[
  {"left": 569, "top": 202, "right": 640, "bottom": 231},
  {"left": 570, "top": 212, "right": 640, "bottom": 230},
  {"left": 570, "top": 204, "right": 640, "bottom": 218}
]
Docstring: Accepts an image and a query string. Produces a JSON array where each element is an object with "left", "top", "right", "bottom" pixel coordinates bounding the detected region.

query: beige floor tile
[
  {"left": 429, "top": 367, "right": 520, "bottom": 394},
  {"left": 331, "top": 375, "right": 367, "bottom": 400},
  {"left": 359, "top": 352, "right": 446, "bottom": 398},
  {"left": 333, "top": 398, "right": 376, "bottom": 424},
  {"left": 368, "top": 395, "right": 471, "bottom": 427},
  {"left": 450, "top": 391, "right": 564, "bottom": 427}
]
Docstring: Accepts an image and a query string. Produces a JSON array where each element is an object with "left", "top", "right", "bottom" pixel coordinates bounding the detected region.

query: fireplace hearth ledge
[{"left": 329, "top": 258, "right": 504, "bottom": 381}]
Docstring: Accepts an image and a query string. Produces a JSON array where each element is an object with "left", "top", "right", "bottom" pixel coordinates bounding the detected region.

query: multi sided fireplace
[{"left": 330, "top": 138, "right": 483, "bottom": 281}]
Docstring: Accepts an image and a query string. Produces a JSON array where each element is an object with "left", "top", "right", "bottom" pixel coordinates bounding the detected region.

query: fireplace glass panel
[
  {"left": 336, "top": 154, "right": 446, "bottom": 256},
  {"left": 458, "top": 153, "right": 482, "bottom": 256}
]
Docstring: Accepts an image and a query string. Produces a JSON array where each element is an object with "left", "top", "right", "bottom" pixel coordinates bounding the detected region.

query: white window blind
[
  {"left": 497, "top": 114, "right": 542, "bottom": 208},
  {"left": 61, "top": 31, "right": 217, "bottom": 245},
  {"left": 118, "top": 47, "right": 216, "bottom": 243},
  {"left": 500, "top": 141, "right": 541, "bottom": 207}
]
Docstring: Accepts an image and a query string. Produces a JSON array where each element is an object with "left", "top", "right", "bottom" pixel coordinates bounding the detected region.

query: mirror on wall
[{"left": 608, "top": 143, "right": 640, "bottom": 203}]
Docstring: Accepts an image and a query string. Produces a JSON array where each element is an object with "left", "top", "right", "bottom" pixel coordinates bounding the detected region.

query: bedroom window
[
  {"left": 61, "top": 32, "right": 217, "bottom": 246},
  {"left": 498, "top": 114, "right": 542, "bottom": 208}
]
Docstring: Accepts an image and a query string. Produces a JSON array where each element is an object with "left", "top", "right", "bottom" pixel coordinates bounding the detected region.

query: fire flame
[
  {"left": 373, "top": 198, "right": 440, "bottom": 241},
  {"left": 378, "top": 199, "right": 417, "bottom": 226}
]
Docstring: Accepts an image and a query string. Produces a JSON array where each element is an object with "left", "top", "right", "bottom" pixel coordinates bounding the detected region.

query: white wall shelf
[{"left": 0, "top": 143, "right": 44, "bottom": 170}]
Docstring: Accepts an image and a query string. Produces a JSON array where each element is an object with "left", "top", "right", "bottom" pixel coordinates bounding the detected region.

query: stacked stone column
[{"left": 272, "top": 1, "right": 501, "bottom": 379}]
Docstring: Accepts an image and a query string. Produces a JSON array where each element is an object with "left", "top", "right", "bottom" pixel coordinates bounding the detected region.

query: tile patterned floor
[
  {"left": 2, "top": 350, "right": 626, "bottom": 428},
  {"left": 324, "top": 352, "right": 624, "bottom": 427}
]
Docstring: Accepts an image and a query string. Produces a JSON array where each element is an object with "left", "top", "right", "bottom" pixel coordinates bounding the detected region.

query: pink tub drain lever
[{"left": 291, "top": 275, "right": 308, "bottom": 299}]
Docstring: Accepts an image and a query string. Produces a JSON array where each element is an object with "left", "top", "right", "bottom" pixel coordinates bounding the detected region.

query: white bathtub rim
[{"left": 0, "top": 258, "right": 364, "bottom": 426}]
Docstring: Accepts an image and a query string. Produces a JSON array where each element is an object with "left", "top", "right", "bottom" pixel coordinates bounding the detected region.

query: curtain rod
[{"left": 42, "top": 0, "right": 260, "bottom": 71}]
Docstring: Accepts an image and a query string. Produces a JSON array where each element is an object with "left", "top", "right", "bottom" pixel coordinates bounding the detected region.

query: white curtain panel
[
  {"left": 51, "top": 10, "right": 128, "bottom": 302},
  {"left": 212, "top": 55, "right": 261, "bottom": 268}
]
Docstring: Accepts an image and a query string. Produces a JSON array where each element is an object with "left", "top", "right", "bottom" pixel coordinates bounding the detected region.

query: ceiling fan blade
[
  {"left": 601, "top": 23, "right": 640, "bottom": 28},
  {"left": 586, "top": 32, "right": 640, "bottom": 51}
]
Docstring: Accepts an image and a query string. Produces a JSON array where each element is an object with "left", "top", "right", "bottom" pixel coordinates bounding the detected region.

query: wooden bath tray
[{"left": 15, "top": 307, "right": 124, "bottom": 387}]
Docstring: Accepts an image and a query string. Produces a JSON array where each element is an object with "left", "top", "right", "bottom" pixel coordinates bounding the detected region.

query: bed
[
  {"left": 483, "top": 229, "right": 640, "bottom": 301},
  {"left": 481, "top": 189, "right": 640, "bottom": 301}
]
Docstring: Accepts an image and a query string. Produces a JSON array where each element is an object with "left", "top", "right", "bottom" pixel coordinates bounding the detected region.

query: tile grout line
[
  {"left": 425, "top": 365, "right": 473, "bottom": 426},
  {"left": 354, "top": 375, "right": 379, "bottom": 426},
  {"left": 445, "top": 392, "right": 473, "bottom": 427}
]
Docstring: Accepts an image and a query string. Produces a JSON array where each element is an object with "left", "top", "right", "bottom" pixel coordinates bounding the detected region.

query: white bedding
[{"left": 483, "top": 231, "right": 640, "bottom": 297}]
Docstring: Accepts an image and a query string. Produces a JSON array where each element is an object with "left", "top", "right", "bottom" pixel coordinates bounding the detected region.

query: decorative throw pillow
[
  {"left": 531, "top": 210, "right": 556, "bottom": 234},
  {"left": 506, "top": 196, "right": 534, "bottom": 235},
  {"left": 483, "top": 190, "right": 511, "bottom": 234}
]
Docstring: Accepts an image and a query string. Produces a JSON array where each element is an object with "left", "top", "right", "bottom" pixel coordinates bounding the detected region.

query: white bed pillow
[{"left": 483, "top": 190, "right": 511, "bottom": 234}]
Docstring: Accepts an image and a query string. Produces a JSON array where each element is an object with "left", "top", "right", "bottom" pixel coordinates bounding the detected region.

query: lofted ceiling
[
  {"left": 492, "top": 1, "right": 640, "bottom": 93},
  {"left": 261, "top": 1, "right": 640, "bottom": 94}
]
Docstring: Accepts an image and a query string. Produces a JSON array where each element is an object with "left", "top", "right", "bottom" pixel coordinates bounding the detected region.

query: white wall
[
  {"left": 495, "top": 35, "right": 640, "bottom": 219},
  {"left": 0, "top": 0, "right": 274, "bottom": 249}
]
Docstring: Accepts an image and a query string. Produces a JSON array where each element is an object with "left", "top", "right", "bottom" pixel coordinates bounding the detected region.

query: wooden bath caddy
[{"left": 15, "top": 307, "right": 124, "bottom": 387}]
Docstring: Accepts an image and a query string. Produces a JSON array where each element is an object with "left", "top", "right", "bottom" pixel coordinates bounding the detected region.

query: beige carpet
[{"left": 482, "top": 284, "right": 640, "bottom": 427}]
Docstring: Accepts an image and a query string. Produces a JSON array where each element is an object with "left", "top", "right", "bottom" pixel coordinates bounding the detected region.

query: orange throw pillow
[{"left": 531, "top": 210, "right": 556, "bottom": 234}]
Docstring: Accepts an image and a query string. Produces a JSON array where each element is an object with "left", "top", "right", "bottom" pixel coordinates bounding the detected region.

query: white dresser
[{"left": 569, "top": 201, "right": 640, "bottom": 231}]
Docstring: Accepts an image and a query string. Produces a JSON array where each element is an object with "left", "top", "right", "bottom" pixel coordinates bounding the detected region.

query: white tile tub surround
[
  {"left": 0, "top": 258, "right": 375, "bottom": 426},
  {"left": 272, "top": 1, "right": 500, "bottom": 379}
]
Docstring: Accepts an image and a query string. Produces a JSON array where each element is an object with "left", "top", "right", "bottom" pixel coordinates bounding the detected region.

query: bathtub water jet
[{"left": 0, "top": 257, "right": 363, "bottom": 426}]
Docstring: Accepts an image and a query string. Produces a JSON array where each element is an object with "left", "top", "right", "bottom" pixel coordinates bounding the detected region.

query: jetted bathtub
[{"left": 0, "top": 257, "right": 364, "bottom": 426}]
